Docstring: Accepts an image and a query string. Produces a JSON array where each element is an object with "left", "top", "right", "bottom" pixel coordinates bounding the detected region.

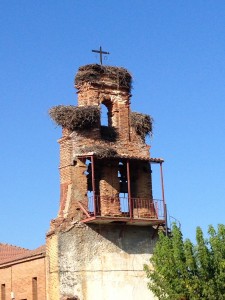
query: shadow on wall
[{"left": 89, "top": 224, "right": 158, "bottom": 254}]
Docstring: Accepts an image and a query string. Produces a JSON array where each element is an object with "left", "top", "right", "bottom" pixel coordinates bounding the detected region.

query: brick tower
[{"left": 46, "top": 64, "right": 167, "bottom": 300}]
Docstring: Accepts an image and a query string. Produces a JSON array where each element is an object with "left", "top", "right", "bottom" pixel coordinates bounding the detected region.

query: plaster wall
[{"left": 57, "top": 223, "right": 157, "bottom": 300}]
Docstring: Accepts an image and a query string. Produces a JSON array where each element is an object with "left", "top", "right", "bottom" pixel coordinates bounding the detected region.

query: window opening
[
  {"left": 101, "top": 103, "right": 108, "bottom": 126},
  {"left": 32, "top": 277, "right": 37, "bottom": 300},
  {"left": 118, "top": 161, "right": 129, "bottom": 212},
  {"left": 1, "top": 284, "right": 5, "bottom": 300},
  {"left": 151, "top": 163, "right": 161, "bottom": 200},
  {"left": 84, "top": 159, "right": 94, "bottom": 212},
  {"left": 101, "top": 101, "right": 112, "bottom": 127}
]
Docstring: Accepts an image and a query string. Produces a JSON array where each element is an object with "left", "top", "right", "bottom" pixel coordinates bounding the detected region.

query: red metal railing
[{"left": 78, "top": 196, "right": 165, "bottom": 221}]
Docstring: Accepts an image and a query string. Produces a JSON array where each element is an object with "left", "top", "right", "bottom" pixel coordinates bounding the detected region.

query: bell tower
[{"left": 46, "top": 64, "right": 167, "bottom": 300}]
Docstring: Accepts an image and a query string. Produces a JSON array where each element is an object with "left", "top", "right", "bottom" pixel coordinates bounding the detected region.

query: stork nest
[
  {"left": 78, "top": 145, "right": 118, "bottom": 159},
  {"left": 131, "top": 112, "right": 153, "bottom": 138},
  {"left": 49, "top": 105, "right": 100, "bottom": 130},
  {"left": 75, "top": 64, "right": 132, "bottom": 90}
]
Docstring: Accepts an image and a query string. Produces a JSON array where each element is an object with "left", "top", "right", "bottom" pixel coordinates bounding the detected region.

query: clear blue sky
[{"left": 1, "top": 1, "right": 225, "bottom": 249}]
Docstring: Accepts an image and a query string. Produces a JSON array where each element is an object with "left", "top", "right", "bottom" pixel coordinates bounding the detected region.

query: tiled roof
[
  {"left": 150, "top": 157, "right": 164, "bottom": 163},
  {"left": 0, "top": 243, "right": 45, "bottom": 265},
  {"left": 76, "top": 152, "right": 164, "bottom": 163}
]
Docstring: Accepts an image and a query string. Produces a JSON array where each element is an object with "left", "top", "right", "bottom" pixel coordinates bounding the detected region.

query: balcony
[{"left": 78, "top": 196, "right": 166, "bottom": 226}]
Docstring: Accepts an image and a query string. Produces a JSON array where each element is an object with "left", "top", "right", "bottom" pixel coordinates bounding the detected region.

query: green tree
[{"left": 144, "top": 224, "right": 225, "bottom": 300}]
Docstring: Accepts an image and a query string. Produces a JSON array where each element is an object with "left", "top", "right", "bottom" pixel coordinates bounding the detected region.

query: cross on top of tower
[{"left": 92, "top": 46, "right": 110, "bottom": 65}]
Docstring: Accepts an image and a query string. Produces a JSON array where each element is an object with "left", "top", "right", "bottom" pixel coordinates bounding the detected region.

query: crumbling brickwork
[
  {"left": 47, "top": 64, "right": 161, "bottom": 300},
  {"left": 99, "top": 161, "right": 121, "bottom": 216},
  {"left": 46, "top": 234, "right": 60, "bottom": 300},
  {"left": 50, "top": 64, "right": 154, "bottom": 222}
]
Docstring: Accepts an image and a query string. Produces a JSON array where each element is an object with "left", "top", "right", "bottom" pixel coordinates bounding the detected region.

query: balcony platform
[
  {"left": 78, "top": 197, "right": 166, "bottom": 226},
  {"left": 80, "top": 215, "right": 165, "bottom": 226}
]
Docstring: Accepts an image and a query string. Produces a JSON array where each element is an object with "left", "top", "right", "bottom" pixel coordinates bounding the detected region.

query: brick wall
[
  {"left": 0, "top": 257, "right": 46, "bottom": 300},
  {"left": 53, "top": 65, "right": 153, "bottom": 222},
  {"left": 99, "top": 161, "right": 120, "bottom": 216},
  {"left": 46, "top": 234, "right": 60, "bottom": 300}
]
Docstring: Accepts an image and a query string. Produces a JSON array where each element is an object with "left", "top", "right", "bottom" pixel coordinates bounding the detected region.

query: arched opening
[
  {"left": 100, "top": 100, "right": 118, "bottom": 141},
  {"left": 100, "top": 100, "right": 112, "bottom": 127},
  {"left": 101, "top": 103, "right": 108, "bottom": 126}
]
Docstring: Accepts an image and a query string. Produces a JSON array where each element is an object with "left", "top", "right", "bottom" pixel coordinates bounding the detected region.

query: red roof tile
[
  {"left": 76, "top": 152, "right": 164, "bottom": 163},
  {"left": 0, "top": 243, "right": 45, "bottom": 265}
]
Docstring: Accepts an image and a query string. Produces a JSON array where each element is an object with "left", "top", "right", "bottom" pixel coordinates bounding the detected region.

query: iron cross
[{"left": 92, "top": 46, "right": 110, "bottom": 65}]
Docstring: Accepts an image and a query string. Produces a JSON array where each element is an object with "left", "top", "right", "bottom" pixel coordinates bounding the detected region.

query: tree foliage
[{"left": 144, "top": 224, "right": 225, "bottom": 300}]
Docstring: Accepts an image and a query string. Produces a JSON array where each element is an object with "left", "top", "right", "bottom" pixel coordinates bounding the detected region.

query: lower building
[{"left": 0, "top": 244, "right": 46, "bottom": 300}]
